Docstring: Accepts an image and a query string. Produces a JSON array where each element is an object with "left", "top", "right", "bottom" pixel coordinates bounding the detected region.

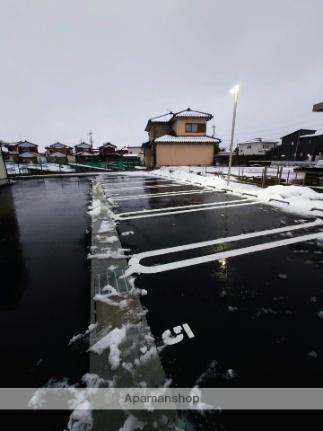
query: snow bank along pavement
[
  {"left": 85, "top": 177, "right": 177, "bottom": 429},
  {"left": 152, "top": 166, "right": 323, "bottom": 218}
]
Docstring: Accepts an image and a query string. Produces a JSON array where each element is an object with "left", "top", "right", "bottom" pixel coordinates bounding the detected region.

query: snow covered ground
[
  {"left": 5, "top": 162, "right": 75, "bottom": 174},
  {"left": 152, "top": 166, "right": 323, "bottom": 218},
  {"left": 192, "top": 165, "right": 304, "bottom": 181}
]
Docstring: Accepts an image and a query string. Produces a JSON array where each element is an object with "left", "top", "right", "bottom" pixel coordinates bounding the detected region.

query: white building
[
  {"left": 125, "top": 146, "right": 142, "bottom": 155},
  {"left": 237, "top": 138, "right": 278, "bottom": 156}
]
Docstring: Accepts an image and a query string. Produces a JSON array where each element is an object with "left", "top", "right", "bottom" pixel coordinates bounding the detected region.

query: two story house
[
  {"left": 4, "top": 140, "right": 39, "bottom": 163},
  {"left": 45, "top": 142, "right": 74, "bottom": 163},
  {"left": 74, "top": 142, "right": 96, "bottom": 162},
  {"left": 237, "top": 138, "right": 278, "bottom": 156},
  {"left": 143, "top": 108, "right": 221, "bottom": 168},
  {"left": 279, "top": 129, "right": 317, "bottom": 161},
  {"left": 98, "top": 142, "right": 119, "bottom": 161}
]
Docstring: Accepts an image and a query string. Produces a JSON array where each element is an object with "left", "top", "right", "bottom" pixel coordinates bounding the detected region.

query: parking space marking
[
  {"left": 116, "top": 198, "right": 248, "bottom": 217},
  {"left": 162, "top": 324, "right": 195, "bottom": 345},
  {"left": 104, "top": 183, "right": 187, "bottom": 192},
  {"left": 100, "top": 178, "right": 170, "bottom": 185},
  {"left": 116, "top": 200, "right": 258, "bottom": 220},
  {"left": 111, "top": 189, "right": 218, "bottom": 201},
  {"left": 126, "top": 219, "right": 323, "bottom": 274}
]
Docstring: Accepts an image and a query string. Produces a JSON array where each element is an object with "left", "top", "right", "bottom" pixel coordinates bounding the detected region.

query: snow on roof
[
  {"left": 19, "top": 152, "right": 37, "bottom": 157},
  {"left": 18, "top": 141, "right": 37, "bottom": 147},
  {"left": 76, "top": 142, "right": 91, "bottom": 148},
  {"left": 50, "top": 151, "right": 67, "bottom": 157},
  {"left": 154, "top": 134, "right": 220, "bottom": 143},
  {"left": 101, "top": 142, "right": 116, "bottom": 147},
  {"left": 122, "top": 153, "right": 140, "bottom": 158},
  {"left": 238, "top": 139, "right": 277, "bottom": 146},
  {"left": 174, "top": 108, "right": 212, "bottom": 119},
  {"left": 50, "top": 142, "right": 70, "bottom": 148},
  {"left": 4, "top": 142, "right": 18, "bottom": 147},
  {"left": 77, "top": 151, "right": 95, "bottom": 156},
  {"left": 150, "top": 113, "right": 174, "bottom": 123},
  {"left": 300, "top": 132, "right": 323, "bottom": 139},
  {"left": 149, "top": 108, "right": 212, "bottom": 124},
  {"left": 280, "top": 129, "right": 316, "bottom": 138}
]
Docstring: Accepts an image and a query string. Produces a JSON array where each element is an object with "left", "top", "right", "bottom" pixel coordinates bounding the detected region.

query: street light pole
[{"left": 227, "top": 84, "right": 240, "bottom": 186}]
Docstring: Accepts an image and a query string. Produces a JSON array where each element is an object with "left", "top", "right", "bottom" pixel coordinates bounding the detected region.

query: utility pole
[
  {"left": 211, "top": 125, "right": 216, "bottom": 137},
  {"left": 89, "top": 131, "right": 93, "bottom": 147},
  {"left": 227, "top": 84, "right": 240, "bottom": 186}
]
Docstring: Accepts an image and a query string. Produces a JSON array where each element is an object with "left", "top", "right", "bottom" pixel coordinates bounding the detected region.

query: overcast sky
[{"left": 1, "top": 0, "right": 323, "bottom": 150}]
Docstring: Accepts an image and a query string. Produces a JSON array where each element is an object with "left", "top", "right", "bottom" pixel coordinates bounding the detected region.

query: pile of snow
[
  {"left": 153, "top": 167, "right": 323, "bottom": 217},
  {"left": 6, "top": 162, "right": 76, "bottom": 173},
  {"left": 64, "top": 403, "right": 93, "bottom": 431},
  {"left": 88, "top": 247, "right": 129, "bottom": 260},
  {"left": 119, "top": 414, "right": 145, "bottom": 431},
  {"left": 94, "top": 284, "right": 129, "bottom": 309},
  {"left": 257, "top": 185, "right": 323, "bottom": 216},
  {"left": 199, "top": 165, "right": 303, "bottom": 181},
  {"left": 89, "top": 326, "right": 129, "bottom": 369},
  {"left": 69, "top": 323, "right": 98, "bottom": 345}
]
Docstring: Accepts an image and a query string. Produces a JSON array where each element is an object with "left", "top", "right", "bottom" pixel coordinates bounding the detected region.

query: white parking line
[
  {"left": 116, "top": 200, "right": 258, "bottom": 220},
  {"left": 100, "top": 178, "right": 170, "bottom": 185},
  {"left": 112, "top": 189, "right": 218, "bottom": 201},
  {"left": 105, "top": 183, "right": 187, "bottom": 192},
  {"left": 116, "top": 198, "right": 248, "bottom": 217},
  {"left": 126, "top": 219, "right": 323, "bottom": 274}
]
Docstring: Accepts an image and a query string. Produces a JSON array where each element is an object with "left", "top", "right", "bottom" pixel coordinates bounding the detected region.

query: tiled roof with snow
[
  {"left": 154, "top": 135, "right": 220, "bottom": 143},
  {"left": 150, "top": 113, "right": 174, "bottom": 123},
  {"left": 50, "top": 142, "right": 70, "bottom": 148},
  {"left": 101, "top": 142, "right": 116, "bottom": 147},
  {"left": 50, "top": 151, "right": 67, "bottom": 157},
  {"left": 18, "top": 141, "right": 37, "bottom": 148},
  {"left": 174, "top": 109, "right": 212, "bottom": 119},
  {"left": 19, "top": 152, "right": 37, "bottom": 157},
  {"left": 76, "top": 143, "right": 91, "bottom": 148},
  {"left": 148, "top": 108, "right": 213, "bottom": 125}
]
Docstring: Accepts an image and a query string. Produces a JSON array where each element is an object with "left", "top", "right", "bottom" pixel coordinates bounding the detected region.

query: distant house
[
  {"left": 74, "top": 142, "right": 96, "bottom": 162},
  {"left": 279, "top": 129, "right": 317, "bottom": 161},
  {"left": 4, "top": 140, "right": 39, "bottom": 163},
  {"left": 298, "top": 132, "right": 323, "bottom": 161},
  {"left": 126, "top": 146, "right": 142, "bottom": 155},
  {"left": 313, "top": 102, "right": 323, "bottom": 112},
  {"left": 98, "top": 143, "right": 118, "bottom": 160},
  {"left": 143, "top": 108, "right": 221, "bottom": 168},
  {"left": 124, "top": 146, "right": 143, "bottom": 164},
  {"left": 237, "top": 138, "right": 278, "bottom": 156},
  {"left": 45, "top": 142, "right": 74, "bottom": 163}
]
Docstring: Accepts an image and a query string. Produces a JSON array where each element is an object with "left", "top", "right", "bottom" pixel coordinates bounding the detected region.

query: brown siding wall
[
  {"left": 149, "top": 123, "right": 173, "bottom": 140},
  {"left": 155, "top": 143, "right": 214, "bottom": 167},
  {"left": 173, "top": 118, "right": 207, "bottom": 136},
  {"left": 144, "top": 146, "right": 155, "bottom": 168}
]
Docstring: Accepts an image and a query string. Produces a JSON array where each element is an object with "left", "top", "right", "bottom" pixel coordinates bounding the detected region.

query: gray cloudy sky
[{"left": 1, "top": 0, "right": 323, "bottom": 150}]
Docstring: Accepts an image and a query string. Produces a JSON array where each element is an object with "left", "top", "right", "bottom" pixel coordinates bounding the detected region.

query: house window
[
  {"left": 185, "top": 123, "right": 206, "bottom": 133},
  {"left": 247, "top": 145, "right": 252, "bottom": 149}
]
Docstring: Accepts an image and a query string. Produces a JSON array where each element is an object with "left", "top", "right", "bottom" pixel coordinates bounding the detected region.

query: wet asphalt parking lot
[{"left": 103, "top": 174, "right": 323, "bottom": 389}]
